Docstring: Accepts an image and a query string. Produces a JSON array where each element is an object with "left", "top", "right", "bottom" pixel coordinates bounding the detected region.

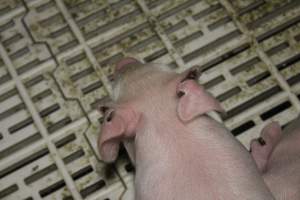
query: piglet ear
[
  {"left": 176, "top": 80, "right": 224, "bottom": 122},
  {"left": 115, "top": 57, "right": 141, "bottom": 72},
  {"left": 98, "top": 109, "right": 125, "bottom": 162},
  {"left": 98, "top": 106, "right": 140, "bottom": 163}
]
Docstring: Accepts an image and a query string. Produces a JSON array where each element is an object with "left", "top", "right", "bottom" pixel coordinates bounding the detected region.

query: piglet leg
[{"left": 250, "top": 122, "right": 282, "bottom": 172}]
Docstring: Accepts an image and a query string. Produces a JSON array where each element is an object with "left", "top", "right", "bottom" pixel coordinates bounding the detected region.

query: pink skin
[
  {"left": 251, "top": 119, "right": 300, "bottom": 200},
  {"left": 98, "top": 58, "right": 274, "bottom": 200}
]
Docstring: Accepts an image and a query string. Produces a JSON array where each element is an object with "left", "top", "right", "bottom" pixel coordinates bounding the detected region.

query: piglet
[
  {"left": 98, "top": 58, "right": 274, "bottom": 200},
  {"left": 251, "top": 118, "right": 300, "bottom": 200}
]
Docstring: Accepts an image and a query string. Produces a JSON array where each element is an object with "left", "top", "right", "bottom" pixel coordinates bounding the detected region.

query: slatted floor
[{"left": 0, "top": 0, "right": 300, "bottom": 199}]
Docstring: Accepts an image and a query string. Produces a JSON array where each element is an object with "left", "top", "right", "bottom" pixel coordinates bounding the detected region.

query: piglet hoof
[{"left": 250, "top": 122, "right": 282, "bottom": 173}]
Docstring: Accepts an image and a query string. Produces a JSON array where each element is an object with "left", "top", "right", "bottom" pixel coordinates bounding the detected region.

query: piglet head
[{"left": 98, "top": 57, "right": 224, "bottom": 162}]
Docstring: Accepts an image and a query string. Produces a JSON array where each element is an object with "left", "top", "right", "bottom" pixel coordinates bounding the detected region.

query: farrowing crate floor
[{"left": 0, "top": 0, "right": 300, "bottom": 199}]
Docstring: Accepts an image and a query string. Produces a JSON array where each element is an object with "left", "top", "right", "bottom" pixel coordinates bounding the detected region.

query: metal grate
[{"left": 0, "top": 0, "right": 300, "bottom": 199}]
